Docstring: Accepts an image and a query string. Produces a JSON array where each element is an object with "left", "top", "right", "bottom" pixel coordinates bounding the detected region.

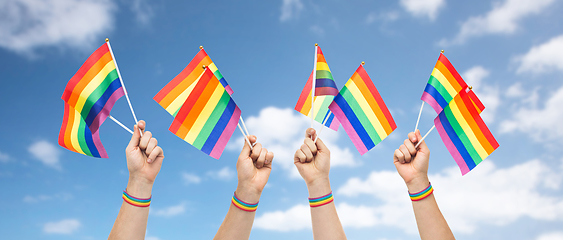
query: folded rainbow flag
[
  {"left": 59, "top": 42, "right": 125, "bottom": 158},
  {"left": 329, "top": 64, "right": 396, "bottom": 155},
  {"left": 295, "top": 45, "right": 340, "bottom": 130},
  {"left": 154, "top": 48, "right": 233, "bottom": 117},
  {"left": 434, "top": 89, "right": 499, "bottom": 175},
  {"left": 421, "top": 53, "right": 469, "bottom": 114},
  {"left": 169, "top": 68, "right": 241, "bottom": 159}
]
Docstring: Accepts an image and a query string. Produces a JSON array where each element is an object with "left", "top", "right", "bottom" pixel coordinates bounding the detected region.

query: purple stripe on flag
[
  {"left": 209, "top": 106, "right": 241, "bottom": 159},
  {"left": 421, "top": 92, "right": 443, "bottom": 115},
  {"left": 434, "top": 113, "right": 470, "bottom": 175},
  {"left": 89, "top": 88, "right": 125, "bottom": 133},
  {"left": 329, "top": 101, "right": 368, "bottom": 155}
]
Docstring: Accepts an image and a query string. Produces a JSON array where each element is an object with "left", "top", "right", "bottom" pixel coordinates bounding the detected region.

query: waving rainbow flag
[
  {"left": 421, "top": 53, "right": 469, "bottom": 114},
  {"left": 169, "top": 68, "right": 241, "bottom": 159},
  {"left": 329, "top": 64, "right": 396, "bottom": 155},
  {"left": 295, "top": 45, "right": 340, "bottom": 130},
  {"left": 434, "top": 89, "right": 499, "bottom": 175},
  {"left": 58, "top": 42, "right": 125, "bottom": 158},
  {"left": 154, "top": 48, "right": 233, "bottom": 117}
]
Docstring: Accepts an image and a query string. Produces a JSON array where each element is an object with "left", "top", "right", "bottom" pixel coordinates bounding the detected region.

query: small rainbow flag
[
  {"left": 295, "top": 46, "right": 340, "bottom": 130},
  {"left": 328, "top": 64, "right": 396, "bottom": 155},
  {"left": 434, "top": 89, "right": 499, "bottom": 175},
  {"left": 154, "top": 48, "right": 232, "bottom": 117},
  {"left": 59, "top": 42, "right": 125, "bottom": 158},
  {"left": 421, "top": 53, "right": 469, "bottom": 114},
  {"left": 169, "top": 68, "right": 241, "bottom": 159}
]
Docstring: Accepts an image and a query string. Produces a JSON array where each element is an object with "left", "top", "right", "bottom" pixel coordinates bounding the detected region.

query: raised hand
[{"left": 235, "top": 136, "right": 274, "bottom": 203}]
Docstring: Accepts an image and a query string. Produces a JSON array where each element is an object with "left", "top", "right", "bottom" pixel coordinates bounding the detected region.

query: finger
[
  {"left": 300, "top": 144, "right": 313, "bottom": 162},
  {"left": 415, "top": 129, "right": 429, "bottom": 152},
  {"left": 238, "top": 135, "right": 257, "bottom": 159},
  {"left": 304, "top": 137, "right": 318, "bottom": 156},
  {"left": 256, "top": 147, "right": 267, "bottom": 169},
  {"left": 305, "top": 128, "right": 317, "bottom": 140},
  {"left": 147, "top": 146, "right": 164, "bottom": 165},
  {"left": 393, "top": 149, "right": 403, "bottom": 163},
  {"left": 138, "top": 120, "right": 146, "bottom": 134},
  {"left": 251, "top": 143, "right": 263, "bottom": 162},
  {"left": 399, "top": 144, "right": 411, "bottom": 163},
  {"left": 408, "top": 132, "right": 417, "bottom": 144},
  {"left": 139, "top": 131, "right": 153, "bottom": 151},
  {"left": 315, "top": 138, "right": 330, "bottom": 155},
  {"left": 265, "top": 151, "right": 274, "bottom": 166},
  {"left": 404, "top": 139, "right": 417, "bottom": 157},
  {"left": 145, "top": 138, "right": 158, "bottom": 162},
  {"left": 294, "top": 149, "right": 306, "bottom": 164},
  {"left": 127, "top": 125, "right": 142, "bottom": 149}
]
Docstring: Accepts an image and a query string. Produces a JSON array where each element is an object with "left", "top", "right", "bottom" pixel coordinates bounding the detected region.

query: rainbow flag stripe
[
  {"left": 421, "top": 53, "right": 469, "bottom": 114},
  {"left": 434, "top": 90, "right": 499, "bottom": 175},
  {"left": 154, "top": 49, "right": 233, "bottom": 117},
  {"left": 169, "top": 68, "right": 240, "bottom": 159},
  {"left": 314, "top": 47, "right": 339, "bottom": 96},
  {"left": 61, "top": 43, "right": 125, "bottom": 133},
  {"left": 329, "top": 64, "right": 396, "bottom": 155},
  {"left": 58, "top": 102, "right": 107, "bottom": 158}
]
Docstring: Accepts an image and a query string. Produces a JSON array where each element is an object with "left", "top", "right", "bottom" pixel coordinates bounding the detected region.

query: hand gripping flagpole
[
  {"left": 106, "top": 38, "right": 142, "bottom": 136},
  {"left": 311, "top": 43, "right": 318, "bottom": 128}
]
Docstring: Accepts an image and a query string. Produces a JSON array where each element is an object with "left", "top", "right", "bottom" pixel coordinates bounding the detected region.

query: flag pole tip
[
  {"left": 199, "top": 45, "right": 203, "bottom": 49},
  {"left": 440, "top": 49, "right": 444, "bottom": 53},
  {"left": 361, "top": 61, "right": 365, "bottom": 65},
  {"left": 202, "top": 65, "right": 206, "bottom": 69},
  {"left": 105, "top": 38, "right": 109, "bottom": 42},
  {"left": 315, "top": 43, "right": 318, "bottom": 46},
  {"left": 469, "top": 86, "right": 473, "bottom": 90}
]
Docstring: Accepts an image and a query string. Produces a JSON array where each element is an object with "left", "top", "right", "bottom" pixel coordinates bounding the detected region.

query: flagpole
[
  {"left": 414, "top": 101, "right": 424, "bottom": 132},
  {"left": 314, "top": 112, "right": 331, "bottom": 143},
  {"left": 238, "top": 123, "right": 253, "bottom": 151},
  {"left": 239, "top": 116, "right": 251, "bottom": 137},
  {"left": 105, "top": 38, "right": 141, "bottom": 134},
  {"left": 415, "top": 125, "right": 435, "bottom": 148},
  {"left": 311, "top": 43, "right": 318, "bottom": 128},
  {"left": 109, "top": 115, "right": 134, "bottom": 134}
]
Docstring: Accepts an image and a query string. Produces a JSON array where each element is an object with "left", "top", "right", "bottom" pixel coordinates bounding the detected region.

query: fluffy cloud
[
  {"left": 228, "top": 107, "right": 358, "bottom": 179},
  {"left": 515, "top": 35, "right": 563, "bottom": 74},
  {"left": 182, "top": 172, "right": 201, "bottom": 185},
  {"left": 279, "top": 0, "right": 303, "bottom": 22},
  {"left": 462, "top": 66, "right": 500, "bottom": 123},
  {"left": 43, "top": 219, "right": 81, "bottom": 234},
  {"left": 441, "top": 0, "right": 555, "bottom": 45},
  {"left": 207, "top": 166, "right": 235, "bottom": 181},
  {"left": 0, "top": 151, "right": 10, "bottom": 163},
  {"left": 130, "top": 0, "right": 154, "bottom": 25},
  {"left": 28, "top": 140, "right": 62, "bottom": 170},
  {"left": 399, "top": 0, "right": 445, "bottom": 21},
  {"left": 501, "top": 85, "right": 563, "bottom": 143},
  {"left": 536, "top": 231, "right": 563, "bottom": 240},
  {"left": 254, "top": 204, "right": 311, "bottom": 231},
  {"left": 151, "top": 202, "right": 186, "bottom": 217},
  {"left": 0, "top": 0, "right": 116, "bottom": 55}
]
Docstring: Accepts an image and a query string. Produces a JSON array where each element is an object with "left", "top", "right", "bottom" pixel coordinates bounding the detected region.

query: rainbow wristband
[
  {"left": 409, "top": 182, "right": 433, "bottom": 201},
  {"left": 309, "top": 191, "right": 334, "bottom": 208},
  {"left": 232, "top": 192, "right": 259, "bottom": 212},
  {"left": 122, "top": 190, "right": 151, "bottom": 207}
]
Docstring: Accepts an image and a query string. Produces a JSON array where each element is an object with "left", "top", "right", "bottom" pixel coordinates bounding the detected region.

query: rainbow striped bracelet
[
  {"left": 232, "top": 192, "right": 259, "bottom": 212},
  {"left": 409, "top": 182, "right": 433, "bottom": 201},
  {"left": 122, "top": 190, "right": 151, "bottom": 207},
  {"left": 309, "top": 191, "right": 334, "bottom": 208}
]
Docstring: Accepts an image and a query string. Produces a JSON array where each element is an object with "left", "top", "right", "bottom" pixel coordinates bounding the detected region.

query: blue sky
[{"left": 1, "top": 0, "right": 563, "bottom": 239}]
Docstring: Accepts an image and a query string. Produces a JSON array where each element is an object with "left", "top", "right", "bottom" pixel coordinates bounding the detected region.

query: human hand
[
  {"left": 235, "top": 136, "right": 274, "bottom": 203},
  {"left": 393, "top": 130, "right": 430, "bottom": 192},
  {"left": 125, "top": 121, "right": 164, "bottom": 196},
  {"left": 294, "top": 128, "right": 331, "bottom": 195}
]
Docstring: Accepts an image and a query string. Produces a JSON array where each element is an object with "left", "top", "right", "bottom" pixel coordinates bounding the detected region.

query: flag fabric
[
  {"left": 154, "top": 48, "right": 233, "bottom": 117},
  {"left": 421, "top": 53, "right": 469, "bottom": 114},
  {"left": 328, "top": 64, "right": 396, "bottom": 155},
  {"left": 295, "top": 46, "right": 340, "bottom": 130},
  {"left": 59, "top": 42, "right": 125, "bottom": 158},
  {"left": 434, "top": 89, "right": 499, "bottom": 175},
  {"left": 169, "top": 68, "right": 241, "bottom": 159}
]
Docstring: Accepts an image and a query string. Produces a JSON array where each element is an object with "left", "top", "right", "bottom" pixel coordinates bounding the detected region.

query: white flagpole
[
  {"left": 239, "top": 116, "right": 251, "bottom": 138},
  {"left": 109, "top": 115, "right": 133, "bottom": 134},
  {"left": 414, "top": 101, "right": 425, "bottom": 132},
  {"left": 238, "top": 123, "right": 253, "bottom": 151},
  {"left": 314, "top": 112, "right": 331, "bottom": 143},
  {"left": 311, "top": 43, "right": 318, "bottom": 128},
  {"left": 415, "top": 125, "right": 435, "bottom": 149}
]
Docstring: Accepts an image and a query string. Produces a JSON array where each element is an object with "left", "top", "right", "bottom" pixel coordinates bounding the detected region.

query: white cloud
[
  {"left": 130, "top": 0, "right": 154, "bottom": 25},
  {"left": 254, "top": 204, "right": 311, "bottom": 231},
  {"left": 501, "top": 85, "right": 563, "bottom": 143},
  {"left": 228, "top": 107, "right": 358, "bottom": 179},
  {"left": 399, "top": 0, "right": 445, "bottom": 21},
  {"left": 537, "top": 231, "right": 563, "bottom": 240},
  {"left": 43, "top": 219, "right": 81, "bottom": 234},
  {"left": 462, "top": 66, "right": 500, "bottom": 123},
  {"left": 207, "top": 166, "right": 235, "bottom": 181},
  {"left": 506, "top": 82, "right": 526, "bottom": 98},
  {"left": 441, "top": 0, "right": 556, "bottom": 45},
  {"left": 515, "top": 35, "right": 563, "bottom": 74},
  {"left": 151, "top": 202, "right": 186, "bottom": 217},
  {"left": 280, "top": 0, "right": 303, "bottom": 22},
  {"left": 28, "top": 140, "right": 62, "bottom": 170},
  {"left": 335, "top": 159, "right": 563, "bottom": 234},
  {"left": 0, "top": 151, "right": 10, "bottom": 163},
  {"left": 23, "top": 193, "right": 72, "bottom": 203},
  {"left": 0, "top": 0, "right": 116, "bottom": 56},
  {"left": 182, "top": 172, "right": 201, "bottom": 185}
]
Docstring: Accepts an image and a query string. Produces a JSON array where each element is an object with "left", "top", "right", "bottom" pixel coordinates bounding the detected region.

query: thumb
[
  {"left": 238, "top": 135, "right": 256, "bottom": 159},
  {"left": 127, "top": 124, "right": 141, "bottom": 149},
  {"left": 305, "top": 128, "right": 316, "bottom": 140},
  {"left": 315, "top": 137, "right": 329, "bottom": 153}
]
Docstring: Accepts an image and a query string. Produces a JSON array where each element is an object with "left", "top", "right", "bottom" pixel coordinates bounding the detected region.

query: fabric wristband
[
  {"left": 122, "top": 189, "right": 151, "bottom": 207},
  {"left": 309, "top": 191, "right": 334, "bottom": 207},
  {"left": 409, "top": 182, "right": 433, "bottom": 201},
  {"left": 232, "top": 192, "right": 259, "bottom": 212}
]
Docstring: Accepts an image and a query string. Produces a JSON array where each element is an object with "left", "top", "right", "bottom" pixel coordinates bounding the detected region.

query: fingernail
[{"left": 147, "top": 158, "right": 152, "bottom": 163}]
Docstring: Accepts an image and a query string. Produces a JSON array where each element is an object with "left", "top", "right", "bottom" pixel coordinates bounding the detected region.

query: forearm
[
  {"left": 108, "top": 178, "right": 153, "bottom": 240},
  {"left": 308, "top": 178, "right": 347, "bottom": 240},
  {"left": 213, "top": 188, "right": 261, "bottom": 240},
  {"left": 407, "top": 178, "right": 455, "bottom": 240}
]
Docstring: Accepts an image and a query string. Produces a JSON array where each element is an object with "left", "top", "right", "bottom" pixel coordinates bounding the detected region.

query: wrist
[
  {"left": 405, "top": 176, "right": 430, "bottom": 193},
  {"left": 306, "top": 177, "right": 331, "bottom": 197},
  {"left": 235, "top": 185, "right": 262, "bottom": 203},
  {"left": 126, "top": 177, "right": 153, "bottom": 199}
]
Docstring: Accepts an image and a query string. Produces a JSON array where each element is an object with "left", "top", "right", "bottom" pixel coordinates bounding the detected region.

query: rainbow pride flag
[
  {"left": 328, "top": 64, "right": 396, "bottom": 155},
  {"left": 421, "top": 53, "right": 469, "bottom": 114},
  {"left": 169, "top": 68, "right": 241, "bottom": 159},
  {"left": 434, "top": 89, "right": 499, "bottom": 175},
  {"left": 154, "top": 48, "right": 233, "bottom": 117},
  {"left": 59, "top": 42, "right": 125, "bottom": 158},
  {"left": 295, "top": 46, "right": 340, "bottom": 130}
]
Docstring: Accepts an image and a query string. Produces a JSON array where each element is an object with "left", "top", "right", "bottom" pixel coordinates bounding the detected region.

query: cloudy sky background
[{"left": 1, "top": 0, "right": 563, "bottom": 239}]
